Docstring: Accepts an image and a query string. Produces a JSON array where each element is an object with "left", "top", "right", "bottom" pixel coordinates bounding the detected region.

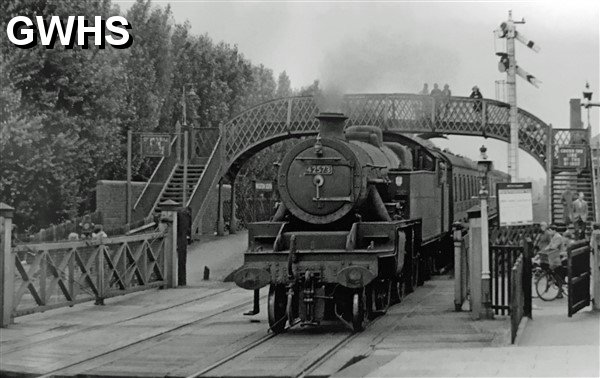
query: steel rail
[{"left": 37, "top": 289, "right": 254, "bottom": 378}]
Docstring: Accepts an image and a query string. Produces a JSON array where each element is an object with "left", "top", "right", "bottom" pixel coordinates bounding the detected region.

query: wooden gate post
[
  {"left": 522, "top": 239, "right": 533, "bottom": 318},
  {"left": 160, "top": 200, "right": 179, "bottom": 288},
  {"left": 1, "top": 203, "right": 15, "bottom": 327},
  {"left": 467, "top": 207, "right": 482, "bottom": 319},
  {"left": 592, "top": 229, "right": 600, "bottom": 311},
  {"left": 453, "top": 222, "right": 464, "bottom": 311}
]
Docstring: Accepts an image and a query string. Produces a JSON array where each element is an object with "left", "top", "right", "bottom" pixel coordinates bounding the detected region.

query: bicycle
[{"left": 534, "top": 260, "right": 568, "bottom": 301}]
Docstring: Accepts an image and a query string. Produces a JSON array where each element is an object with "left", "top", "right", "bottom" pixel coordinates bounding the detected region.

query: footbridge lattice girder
[{"left": 221, "top": 94, "right": 550, "bottom": 176}]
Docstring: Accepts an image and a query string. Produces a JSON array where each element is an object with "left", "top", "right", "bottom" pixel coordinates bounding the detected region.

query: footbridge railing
[{"left": 221, "top": 94, "right": 550, "bottom": 174}]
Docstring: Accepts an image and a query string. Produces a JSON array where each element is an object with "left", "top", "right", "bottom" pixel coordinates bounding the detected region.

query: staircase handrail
[
  {"left": 187, "top": 135, "right": 223, "bottom": 234},
  {"left": 145, "top": 163, "right": 180, "bottom": 218},
  {"left": 132, "top": 135, "right": 179, "bottom": 221}
]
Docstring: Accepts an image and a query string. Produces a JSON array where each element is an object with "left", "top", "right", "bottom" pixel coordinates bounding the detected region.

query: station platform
[{"left": 342, "top": 297, "right": 600, "bottom": 377}]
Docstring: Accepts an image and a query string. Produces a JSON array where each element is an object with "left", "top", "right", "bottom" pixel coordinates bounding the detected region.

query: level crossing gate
[
  {"left": 567, "top": 240, "right": 592, "bottom": 317},
  {"left": 1, "top": 205, "right": 178, "bottom": 327}
]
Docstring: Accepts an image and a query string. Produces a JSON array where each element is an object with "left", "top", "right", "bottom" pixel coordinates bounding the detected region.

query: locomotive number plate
[{"left": 305, "top": 165, "right": 333, "bottom": 175}]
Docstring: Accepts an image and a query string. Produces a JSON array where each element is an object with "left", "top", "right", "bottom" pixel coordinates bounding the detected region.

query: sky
[{"left": 117, "top": 0, "right": 600, "bottom": 181}]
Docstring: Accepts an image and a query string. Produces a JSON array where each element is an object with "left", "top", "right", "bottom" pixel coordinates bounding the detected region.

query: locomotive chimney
[{"left": 316, "top": 112, "right": 348, "bottom": 140}]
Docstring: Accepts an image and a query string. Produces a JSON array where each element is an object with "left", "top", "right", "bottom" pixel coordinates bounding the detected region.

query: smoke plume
[{"left": 316, "top": 30, "right": 461, "bottom": 111}]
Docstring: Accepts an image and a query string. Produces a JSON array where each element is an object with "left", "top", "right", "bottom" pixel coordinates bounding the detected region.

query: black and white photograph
[{"left": 1, "top": 0, "right": 599, "bottom": 376}]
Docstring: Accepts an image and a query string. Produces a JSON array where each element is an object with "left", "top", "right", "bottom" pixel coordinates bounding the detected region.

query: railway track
[
  {"left": 186, "top": 313, "right": 387, "bottom": 378},
  {"left": 37, "top": 289, "right": 267, "bottom": 377}
]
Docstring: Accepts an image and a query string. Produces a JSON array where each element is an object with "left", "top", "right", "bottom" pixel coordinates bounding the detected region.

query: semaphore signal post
[{"left": 496, "top": 10, "right": 541, "bottom": 181}]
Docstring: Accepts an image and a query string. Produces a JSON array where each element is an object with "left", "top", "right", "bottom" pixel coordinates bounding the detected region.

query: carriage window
[
  {"left": 468, "top": 176, "right": 472, "bottom": 198},
  {"left": 453, "top": 174, "right": 457, "bottom": 197}
]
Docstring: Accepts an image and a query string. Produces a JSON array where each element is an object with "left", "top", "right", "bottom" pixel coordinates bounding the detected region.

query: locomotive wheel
[
  {"left": 352, "top": 291, "right": 366, "bottom": 332},
  {"left": 391, "top": 277, "right": 405, "bottom": 304},
  {"left": 412, "top": 254, "right": 421, "bottom": 288},
  {"left": 369, "top": 280, "right": 392, "bottom": 319},
  {"left": 268, "top": 284, "right": 288, "bottom": 333},
  {"left": 405, "top": 255, "right": 419, "bottom": 293}
]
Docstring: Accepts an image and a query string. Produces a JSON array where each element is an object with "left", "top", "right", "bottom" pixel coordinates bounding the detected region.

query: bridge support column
[
  {"left": 1, "top": 203, "right": 14, "bottom": 327},
  {"left": 229, "top": 179, "right": 238, "bottom": 235},
  {"left": 216, "top": 181, "right": 225, "bottom": 236}
]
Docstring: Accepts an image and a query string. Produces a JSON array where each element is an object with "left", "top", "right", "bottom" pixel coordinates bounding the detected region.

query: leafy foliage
[{"left": 0, "top": 0, "right": 315, "bottom": 231}]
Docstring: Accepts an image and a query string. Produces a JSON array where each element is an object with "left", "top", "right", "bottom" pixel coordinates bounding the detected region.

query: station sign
[
  {"left": 496, "top": 182, "right": 533, "bottom": 226},
  {"left": 556, "top": 146, "right": 587, "bottom": 169},
  {"left": 140, "top": 134, "right": 171, "bottom": 157},
  {"left": 254, "top": 181, "right": 273, "bottom": 192}
]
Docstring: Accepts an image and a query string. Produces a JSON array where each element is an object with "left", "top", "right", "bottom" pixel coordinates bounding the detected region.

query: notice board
[
  {"left": 556, "top": 146, "right": 587, "bottom": 169},
  {"left": 497, "top": 182, "right": 533, "bottom": 226},
  {"left": 140, "top": 134, "right": 171, "bottom": 157}
]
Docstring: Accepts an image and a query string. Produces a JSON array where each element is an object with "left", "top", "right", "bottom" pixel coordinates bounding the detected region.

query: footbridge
[{"left": 126, "top": 93, "right": 594, "bottom": 236}]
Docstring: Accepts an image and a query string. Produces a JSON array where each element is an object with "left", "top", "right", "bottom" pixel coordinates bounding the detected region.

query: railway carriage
[{"left": 234, "top": 112, "right": 509, "bottom": 332}]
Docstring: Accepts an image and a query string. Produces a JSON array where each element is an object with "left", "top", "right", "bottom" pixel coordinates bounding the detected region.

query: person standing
[
  {"left": 572, "top": 192, "right": 589, "bottom": 239},
  {"left": 534, "top": 221, "right": 552, "bottom": 253},
  {"left": 430, "top": 83, "right": 443, "bottom": 121},
  {"left": 177, "top": 207, "right": 192, "bottom": 286},
  {"left": 441, "top": 84, "right": 451, "bottom": 119},
  {"left": 469, "top": 86, "right": 483, "bottom": 113},
  {"left": 419, "top": 83, "right": 430, "bottom": 120},
  {"left": 561, "top": 186, "right": 574, "bottom": 224}
]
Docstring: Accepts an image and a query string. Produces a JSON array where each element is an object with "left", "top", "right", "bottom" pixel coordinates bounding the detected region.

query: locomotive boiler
[{"left": 234, "top": 112, "right": 508, "bottom": 332}]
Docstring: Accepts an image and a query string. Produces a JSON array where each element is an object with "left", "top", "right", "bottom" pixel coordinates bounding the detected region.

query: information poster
[{"left": 497, "top": 182, "right": 533, "bottom": 226}]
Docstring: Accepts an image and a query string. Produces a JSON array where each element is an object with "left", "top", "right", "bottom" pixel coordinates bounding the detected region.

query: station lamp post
[
  {"left": 582, "top": 82, "right": 600, "bottom": 136},
  {"left": 182, "top": 83, "right": 196, "bottom": 127},
  {"left": 477, "top": 145, "right": 494, "bottom": 319}
]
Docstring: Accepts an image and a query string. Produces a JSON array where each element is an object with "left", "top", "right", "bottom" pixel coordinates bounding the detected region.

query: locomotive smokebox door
[{"left": 287, "top": 145, "right": 353, "bottom": 215}]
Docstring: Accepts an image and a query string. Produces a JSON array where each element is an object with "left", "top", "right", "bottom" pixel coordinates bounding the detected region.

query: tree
[
  {"left": 0, "top": 0, "right": 127, "bottom": 227},
  {"left": 275, "top": 71, "right": 292, "bottom": 98}
]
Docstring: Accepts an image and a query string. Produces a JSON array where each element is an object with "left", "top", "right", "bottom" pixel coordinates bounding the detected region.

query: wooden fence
[{"left": 1, "top": 204, "right": 178, "bottom": 327}]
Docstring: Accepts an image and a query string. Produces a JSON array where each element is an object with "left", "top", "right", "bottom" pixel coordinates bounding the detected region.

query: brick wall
[
  {"left": 97, "top": 180, "right": 229, "bottom": 236},
  {"left": 96, "top": 180, "right": 146, "bottom": 230}
]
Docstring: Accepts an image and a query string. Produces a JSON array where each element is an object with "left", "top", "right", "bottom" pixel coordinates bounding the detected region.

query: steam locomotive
[{"left": 234, "top": 112, "right": 509, "bottom": 332}]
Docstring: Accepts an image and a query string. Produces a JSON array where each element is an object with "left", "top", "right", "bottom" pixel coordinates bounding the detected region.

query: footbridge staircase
[
  {"left": 130, "top": 94, "right": 595, "bottom": 237},
  {"left": 549, "top": 129, "right": 596, "bottom": 232}
]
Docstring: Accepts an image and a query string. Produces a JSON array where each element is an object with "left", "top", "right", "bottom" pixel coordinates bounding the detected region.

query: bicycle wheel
[{"left": 535, "top": 271, "right": 560, "bottom": 301}]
